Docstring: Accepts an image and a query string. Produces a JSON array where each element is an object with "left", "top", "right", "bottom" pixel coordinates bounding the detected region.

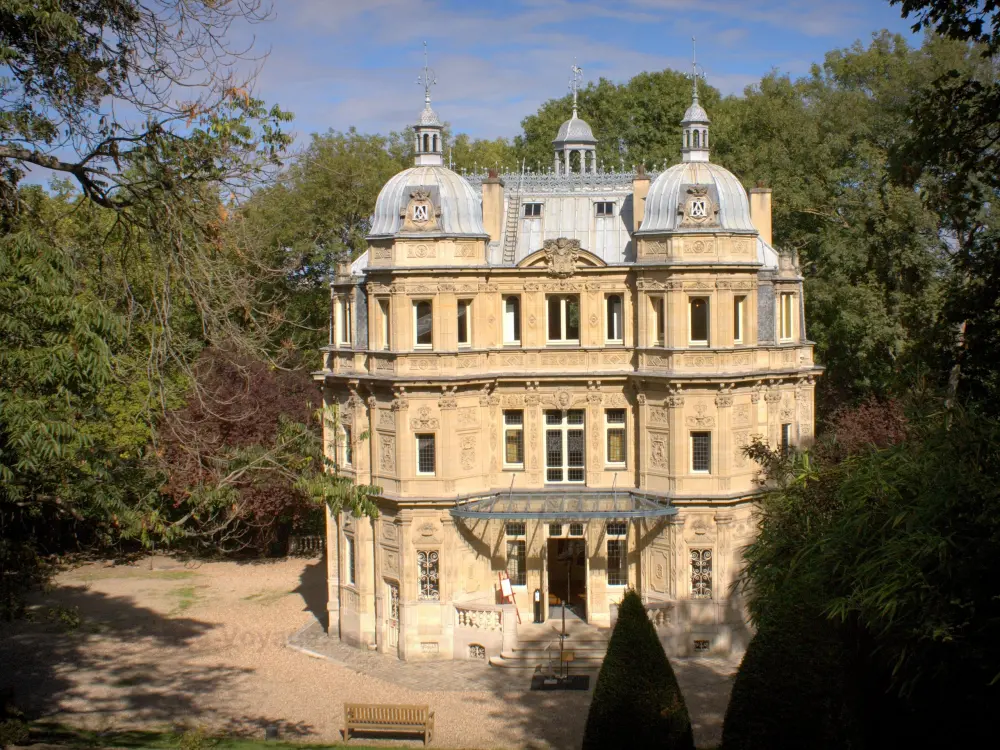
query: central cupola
[
  {"left": 552, "top": 63, "right": 597, "bottom": 175},
  {"left": 413, "top": 42, "right": 444, "bottom": 167},
  {"left": 681, "top": 45, "right": 710, "bottom": 163}
]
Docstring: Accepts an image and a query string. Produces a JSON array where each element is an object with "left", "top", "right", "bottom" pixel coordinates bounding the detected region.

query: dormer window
[
  {"left": 523, "top": 203, "right": 542, "bottom": 218},
  {"left": 596, "top": 202, "right": 614, "bottom": 217}
]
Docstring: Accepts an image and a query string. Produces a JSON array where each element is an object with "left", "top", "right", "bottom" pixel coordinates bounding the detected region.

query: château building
[{"left": 317, "top": 60, "right": 818, "bottom": 662}]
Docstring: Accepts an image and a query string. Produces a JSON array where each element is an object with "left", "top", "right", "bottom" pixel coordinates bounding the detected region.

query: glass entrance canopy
[{"left": 449, "top": 491, "right": 677, "bottom": 522}]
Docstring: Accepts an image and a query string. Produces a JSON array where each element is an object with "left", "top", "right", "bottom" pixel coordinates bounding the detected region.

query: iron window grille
[
  {"left": 417, "top": 550, "right": 440, "bottom": 600},
  {"left": 416, "top": 434, "right": 436, "bottom": 475},
  {"left": 691, "top": 548, "right": 713, "bottom": 599}
]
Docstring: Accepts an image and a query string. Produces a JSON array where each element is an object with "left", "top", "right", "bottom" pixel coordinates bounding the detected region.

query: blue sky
[{"left": 242, "top": 0, "right": 920, "bottom": 141}]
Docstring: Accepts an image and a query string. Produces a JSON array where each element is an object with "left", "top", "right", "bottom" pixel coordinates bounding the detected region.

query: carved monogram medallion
[
  {"left": 678, "top": 186, "right": 720, "bottom": 227},
  {"left": 401, "top": 189, "right": 441, "bottom": 232}
]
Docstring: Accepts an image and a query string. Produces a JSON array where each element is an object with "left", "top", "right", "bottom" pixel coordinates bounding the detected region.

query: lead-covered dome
[
  {"left": 553, "top": 115, "right": 596, "bottom": 144},
  {"left": 638, "top": 162, "right": 756, "bottom": 234},
  {"left": 368, "top": 165, "right": 486, "bottom": 239}
]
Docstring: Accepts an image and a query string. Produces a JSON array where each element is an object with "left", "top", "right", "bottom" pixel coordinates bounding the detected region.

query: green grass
[{"left": 168, "top": 584, "right": 206, "bottom": 613}]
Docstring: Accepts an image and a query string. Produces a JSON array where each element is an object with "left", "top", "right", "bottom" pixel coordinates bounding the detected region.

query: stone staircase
[{"left": 489, "top": 616, "right": 611, "bottom": 671}]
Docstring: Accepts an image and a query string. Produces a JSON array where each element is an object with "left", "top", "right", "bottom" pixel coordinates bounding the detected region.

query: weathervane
[
  {"left": 416, "top": 41, "right": 437, "bottom": 106},
  {"left": 569, "top": 61, "right": 583, "bottom": 118},
  {"left": 691, "top": 37, "right": 700, "bottom": 102}
]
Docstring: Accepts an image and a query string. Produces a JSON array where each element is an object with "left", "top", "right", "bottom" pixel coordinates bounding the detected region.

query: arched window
[
  {"left": 423, "top": 133, "right": 430, "bottom": 152},
  {"left": 703, "top": 129, "right": 708, "bottom": 148},
  {"left": 432, "top": 134, "right": 438, "bottom": 152},
  {"left": 684, "top": 131, "right": 689, "bottom": 148},
  {"left": 606, "top": 295, "right": 623, "bottom": 342},
  {"left": 693, "top": 130, "right": 700, "bottom": 148},
  {"left": 503, "top": 296, "right": 521, "bottom": 344}
]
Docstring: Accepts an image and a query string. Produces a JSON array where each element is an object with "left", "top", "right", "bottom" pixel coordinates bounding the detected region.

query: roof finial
[
  {"left": 417, "top": 41, "right": 437, "bottom": 107},
  {"left": 691, "top": 37, "right": 699, "bottom": 103},
  {"left": 569, "top": 60, "right": 583, "bottom": 119}
]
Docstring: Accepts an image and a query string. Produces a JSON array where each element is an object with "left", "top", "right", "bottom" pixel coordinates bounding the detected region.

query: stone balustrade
[{"left": 455, "top": 605, "right": 504, "bottom": 631}]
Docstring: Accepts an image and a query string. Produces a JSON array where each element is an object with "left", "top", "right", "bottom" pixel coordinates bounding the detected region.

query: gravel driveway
[{"left": 0, "top": 556, "right": 735, "bottom": 749}]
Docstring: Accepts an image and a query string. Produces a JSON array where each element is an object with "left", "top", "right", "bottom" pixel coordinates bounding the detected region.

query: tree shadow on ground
[
  {"left": 292, "top": 556, "right": 328, "bottom": 632},
  {"left": 0, "top": 582, "right": 314, "bottom": 739}
]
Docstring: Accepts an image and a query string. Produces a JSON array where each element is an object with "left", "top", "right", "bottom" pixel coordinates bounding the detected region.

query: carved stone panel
[{"left": 380, "top": 434, "right": 396, "bottom": 473}]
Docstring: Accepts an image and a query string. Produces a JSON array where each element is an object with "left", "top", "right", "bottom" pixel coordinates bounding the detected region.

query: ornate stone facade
[{"left": 319, "top": 69, "right": 819, "bottom": 662}]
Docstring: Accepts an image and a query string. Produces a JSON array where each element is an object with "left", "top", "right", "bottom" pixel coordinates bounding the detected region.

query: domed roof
[
  {"left": 553, "top": 115, "right": 597, "bottom": 144},
  {"left": 417, "top": 103, "right": 442, "bottom": 127},
  {"left": 637, "top": 161, "right": 757, "bottom": 234},
  {"left": 682, "top": 100, "right": 710, "bottom": 124},
  {"left": 368, "top": 165, "right": 486, "bottom": 239}
]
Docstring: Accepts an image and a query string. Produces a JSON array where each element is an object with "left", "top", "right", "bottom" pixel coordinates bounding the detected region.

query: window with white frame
[
  {"left": 457, "top": 299, "right": 471, "bottom": 347},
  {"left": 595, "top": 201, "right": 615, "bottom": 217},
  {"left": 413, "top": 300, "right": 433, "bottom": 348},
  {"left": 503, "top": 410, "right": 524, "bottom": 468},
  {"left": 547, "top": 295, "right": 580, "bottom": 343},
  {"left": 689, "top": 297, "right": 709, "bottom": 345},
  {"left": 654, "top": 296, "right": 665, "bottom": 346},
  {"left": 606, "top": 295, "right": 623, "bottom": 343},
  {"left": 416, "top": 433, "right": 436, "bottom": 475},
  {"left": 523, "top": 203, "right": 542, "bottom": 217},
  {"left": 691, "top": 431, "right": 712, "bottom": 473},
  {"left": 378, "top": 299, "right": 390, "bottom": 350},
  {"left": 545, "top": 409, "right": 585, "bottom": 483},
  {"left": 337, "top": 297, "right": 353, "bottom": 345},
  {"left": 780, "top": 292, "right": 794, "bottom": 341},
  {"left": 781, "top": 423, "right": 792, "bottom": 457},
  {"left": 734, "top": 295, "right": 745, "bottom": 344},
  {"left": 343, "top": 424, "right": 353, "bottom": 466},
  {"left": 505, "top": 522, "right": 526, "bottom": 586},
  {"left": 503, "top": 295, "right": 521, "bottom": 345},
  {"left": 345, "top": 534, "right": 357, "bottom": 586},
  {"left": 606, "top": 522, "right": 627, "bottom": 586},
  {"left": 605, "top": 409, "right": 626, "bottom": 466}
]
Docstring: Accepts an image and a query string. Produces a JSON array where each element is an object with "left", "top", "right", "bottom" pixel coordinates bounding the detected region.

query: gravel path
[{"left": 0, "top": 556, "right": 736, "bottom": 749}]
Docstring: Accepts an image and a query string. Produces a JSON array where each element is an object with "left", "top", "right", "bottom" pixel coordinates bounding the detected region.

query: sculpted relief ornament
[
  {"left": 678, "top": 186, "right": 720, "bottom": 228},
  {"left": 542, "top": 237, "right": 580, "bottom": 278},
  {"left": 401, "top": 189, "right": 441, "bottom": 232}
]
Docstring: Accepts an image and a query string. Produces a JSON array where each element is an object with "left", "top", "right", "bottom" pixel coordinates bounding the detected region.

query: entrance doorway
[
  {"left": 385, "top": 579, "right": 400, "bottom": 656},
  {"left": 547, "top": 538, "right": 587, "bottom": 621}
]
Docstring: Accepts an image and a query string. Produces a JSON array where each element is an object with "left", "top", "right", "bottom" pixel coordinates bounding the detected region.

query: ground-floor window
[
  {"left": 417, "top": 550, "right": 440, "bottom": 601},
  {"left": 345, "top": 535, "right": 356, "bottom": 586},
  {"left": 545, "top": 409, "right": 585, "bottom": 483},
  {"left": 607, "top": 522, "right": 627, "bottom": 586},
  {"left": 691, "top": 548, "right": 713, "bottom": 599}
]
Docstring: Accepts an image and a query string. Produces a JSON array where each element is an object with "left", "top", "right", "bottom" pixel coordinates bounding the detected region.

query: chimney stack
[
  {"left": 481, "top": 169, "right": 504, "bottom": 244},
  {"left": 749, "top": 183, "right": 772, "bottom": 246},
  {"left": 632, "top": 164, "right": 651, "bottom": 233}
]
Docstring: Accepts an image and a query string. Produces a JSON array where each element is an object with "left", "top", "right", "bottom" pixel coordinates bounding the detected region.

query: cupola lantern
[{"left": 413, "top": 42, "right": 444, "bottom": 167}]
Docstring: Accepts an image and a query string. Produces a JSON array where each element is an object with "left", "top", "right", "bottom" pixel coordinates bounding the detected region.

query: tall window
[
  {"left": 689, "top": 297, "right": 709, "bottom": 345},
  {"left": 417, "top": 550, "right": 439, "bottom": 600},
  {"left": 654, "top": 297, "right": 665, "bottom": 346},
  {"left": 378, "top": 299, "right": 390, "bottom": 350},
  {"left": 734, "top": 295, "right": 745, "bottom": 344},
  {"left": 506, "top": 523, "right": 526, "bottom": 586},
  {"left": 607, "top": 522, "right": 627, "bottom": 586},
  {"left": 547, "top": 295, "right": 580, "bottom": 343},
  {"left": 416, "top": 434, "right": 436, "bottom": 475},
  {"left": 545, "top": 409, "right": 585, "bottom": 483},
  {"left": 606, "top": 295, "right": 623, "bottom": 343},
  {"left": 337, "top": 298, "right": 352, "bottom": 345},
  {"left": 503, "top": 296, "right": 521, "bottom": 345},
  {"left": 413, "top": 300, "right": 433, "bottom": 348},
  {"left": 691, "top": 549, "right": 712, "bottom": 599},
  {"left": 457, "top": 299, "right": 471, "bottom": 347},
  {"left": 345, "top": 535, "right": 356, "bottom": 586},
  {"left": 503, "top": 410, "right": 524, "bottom": 468},
  {"left": 691, "top": 431, "right": 712, "bottom": 473},
  {"left": 780, "top": 293, "right": 794, "bottom": 341},
  {"left": 781, "top": 423, "right": 792, "bottom": 457},
  {"left": 605, "top": 409, "right": 626, "bottom": 466},
  {"left": 343, "top": 425, "right": 353, "bottom": 466}
]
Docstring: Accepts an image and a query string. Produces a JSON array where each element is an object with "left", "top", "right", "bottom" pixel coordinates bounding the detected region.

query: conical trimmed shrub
[{"left": 582, "top": 590, "right": 694, "bottom": 750}]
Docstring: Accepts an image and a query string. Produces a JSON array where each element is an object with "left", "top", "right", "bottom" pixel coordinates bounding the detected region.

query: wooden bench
[{"left": 343, "top": 703, "right": 434, "bottom": 745}]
